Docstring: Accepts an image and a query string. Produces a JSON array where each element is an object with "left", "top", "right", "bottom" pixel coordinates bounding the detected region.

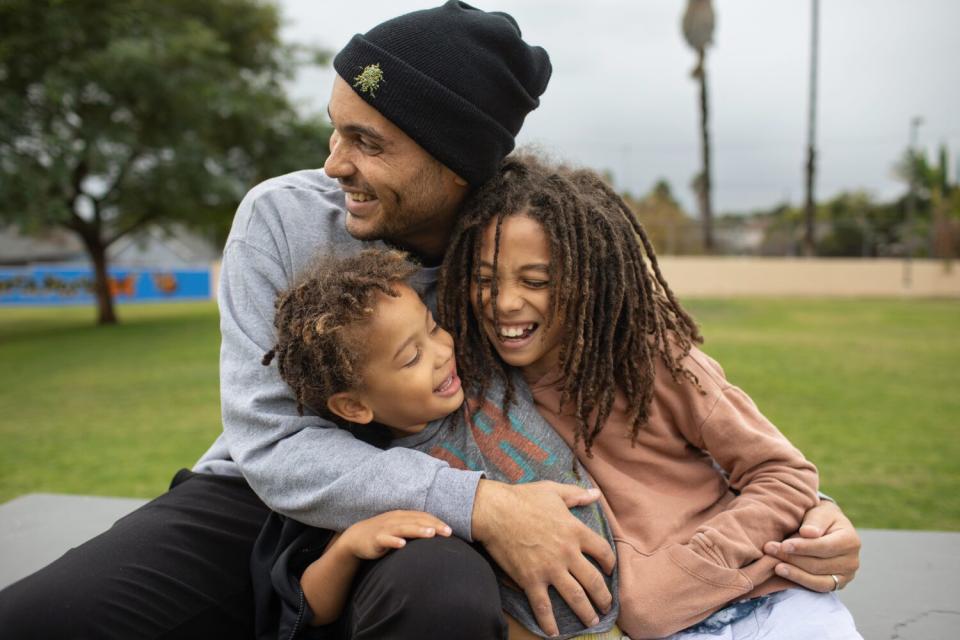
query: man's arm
[{"left": 216, "top": 191, "right": 481, "bottom": 536}]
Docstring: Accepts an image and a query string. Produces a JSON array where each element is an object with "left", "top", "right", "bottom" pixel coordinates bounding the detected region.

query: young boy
[{"left": 254, "top": 249, "right": 622, "bottom": 640}]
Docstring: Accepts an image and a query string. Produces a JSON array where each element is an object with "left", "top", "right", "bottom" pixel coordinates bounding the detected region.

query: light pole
[{"left": 903, "top": 115, "right": 924, "bottom": 287}]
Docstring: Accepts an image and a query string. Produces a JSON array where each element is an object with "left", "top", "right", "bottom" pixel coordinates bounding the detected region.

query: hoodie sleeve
[{"left": 617, "top": 349, "right": 819, "bottom": 638}]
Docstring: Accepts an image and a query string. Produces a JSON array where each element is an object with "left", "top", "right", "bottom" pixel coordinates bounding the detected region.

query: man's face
[{"left": 324, "top": 77, "right": 469, "bottom": 259}]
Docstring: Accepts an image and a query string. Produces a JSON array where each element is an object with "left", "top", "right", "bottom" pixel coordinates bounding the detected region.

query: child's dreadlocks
[
  {"left": 263, "top": 249, "right": 418, "bottom": 421},
  {"left": 438, "top": 153, "right": 704, "bottom": 454}
]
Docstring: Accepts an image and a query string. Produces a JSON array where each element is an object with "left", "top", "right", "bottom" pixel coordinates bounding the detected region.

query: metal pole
[
  {"left": 903, "top": 116, "right": 924, "bottom": 287},
  {"left": 803, "top": 0, "right": 819, "bottom": 257}
]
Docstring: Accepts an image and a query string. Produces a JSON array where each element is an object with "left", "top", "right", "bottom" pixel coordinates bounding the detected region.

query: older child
[
  {"left": 255, "top": 249, "right": 621, "bottom": 640},
  {"left": 437, "top": 155, "right": 862, "bottom": 639}
]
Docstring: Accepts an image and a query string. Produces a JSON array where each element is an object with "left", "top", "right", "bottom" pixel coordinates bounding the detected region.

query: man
[{"left": 0, "top": 3, "right": 860, "bottom": 638}]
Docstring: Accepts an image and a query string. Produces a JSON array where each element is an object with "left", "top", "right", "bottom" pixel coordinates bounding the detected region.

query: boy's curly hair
[
  {"left": 438, "top": 153, "right": 703, "bottom": 454},
  {"left": 262, "top": 249, "right": 418, "bottom": 420}
]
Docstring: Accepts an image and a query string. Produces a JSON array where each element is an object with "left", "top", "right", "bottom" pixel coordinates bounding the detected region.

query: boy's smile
[
  {"left": 345, "top": 283, "right": 464, "bottom": 436},
  {"left": 472, "top": 213, "right": 567, "bottom": 384}
]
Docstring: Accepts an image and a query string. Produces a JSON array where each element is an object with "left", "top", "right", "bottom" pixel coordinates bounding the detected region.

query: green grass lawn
[
  {"left": 684, "top": 298, "right": 960, "bottom": 531},
  {"left": 1, "top": 298, "right": 958, "bottom": 530},
  {"left": 0, "top": 302, "right": 222, "bottom": 501}
]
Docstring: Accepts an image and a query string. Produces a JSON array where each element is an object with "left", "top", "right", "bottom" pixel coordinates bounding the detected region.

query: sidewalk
[{"left": 1, "top": 493, "right": 958, "bottom": 638}]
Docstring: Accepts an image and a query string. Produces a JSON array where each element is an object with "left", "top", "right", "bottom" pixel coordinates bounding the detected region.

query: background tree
[
  {"left": 624, "top": 179, "right": 703, "bottom": 255},
  {"left": 894, "top": 143, "right": 960, "bottom": 264},
  {"left": 0, "top": 0, "right": 331, "bottom": 324},
  {"left": 682, "top": 0, "right": 716, "bottom": 252}
]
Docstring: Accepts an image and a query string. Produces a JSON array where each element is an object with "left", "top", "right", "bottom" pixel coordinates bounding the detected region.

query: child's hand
[
  {"left": 301, "top": 512, "right": 452, "bottom": 626},
  {"left": 339, "top": 510, "right": 452, "bottom": 560}
]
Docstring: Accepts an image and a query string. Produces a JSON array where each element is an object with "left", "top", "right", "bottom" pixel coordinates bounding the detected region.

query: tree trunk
[
  {"left": 697, "top": 50, "right": 714, "bottom": 252},
  {"left": 81, "top": 234, "right": 118, "bottom": 325}
]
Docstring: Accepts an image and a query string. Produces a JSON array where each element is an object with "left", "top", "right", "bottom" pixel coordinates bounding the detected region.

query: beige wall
[
  {"left": 657, "top": 257, "right": 960, "bottom": 297},
  {"left": 210, "top": 257, "right": 960, "bottom": 299}
]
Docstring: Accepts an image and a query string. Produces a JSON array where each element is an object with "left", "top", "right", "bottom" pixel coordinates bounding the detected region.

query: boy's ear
[{"left": 327, "top": 392, "right": 374, "bottom": 425}]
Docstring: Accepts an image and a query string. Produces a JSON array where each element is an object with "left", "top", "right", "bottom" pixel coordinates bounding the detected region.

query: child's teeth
[
  {"left": 436, "top": 374, "right": 452, "bottom": 392},
  {"left": 499, "top": 323, "right": 534, "bottom": 337}
]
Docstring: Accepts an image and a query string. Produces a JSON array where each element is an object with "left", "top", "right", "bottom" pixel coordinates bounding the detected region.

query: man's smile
[{"left": 347, "top": 192, "right": 376, "bottom": 202}]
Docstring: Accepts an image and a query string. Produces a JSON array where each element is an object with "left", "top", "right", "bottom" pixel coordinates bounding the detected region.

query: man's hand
[
  {"left": 763, "top": 501, "right": 861, "bottom": 592},
  {"left": 471, "top": 480, "right": 616, "bottom": 637}
]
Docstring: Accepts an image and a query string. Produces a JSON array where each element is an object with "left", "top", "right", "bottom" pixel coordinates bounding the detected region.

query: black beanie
[{"left": 333, "top": 1, "right": 552, "bottom": 186}]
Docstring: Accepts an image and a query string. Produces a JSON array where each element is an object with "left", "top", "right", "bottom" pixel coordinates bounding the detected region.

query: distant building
[
  {"left": 0, "top": 225, "right": 219, "bottom": 267},
  {"left": 1, "top": 225, "right": 220, "bottom": 305},
  {"left": 714, "top": 216, "right": 769, "bottom": 255},
  {"left": 0, "top": 227, "right": 85, "bottom": 265},
  {"left": 107, "top": 226, "right": 220, "bottom": 268}
]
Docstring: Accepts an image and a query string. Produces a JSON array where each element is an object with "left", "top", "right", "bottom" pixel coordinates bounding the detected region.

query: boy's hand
[
  {"left": 339, "top": 510, "right": 452, "bottom": 560},
  {"left": 301, "top": 511, "right": 452, "bottom": 627}
]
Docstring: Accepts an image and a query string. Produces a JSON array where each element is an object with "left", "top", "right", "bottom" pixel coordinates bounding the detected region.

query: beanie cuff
[{"left": 334, "top": 34, "right": 516, "bottom": 186}]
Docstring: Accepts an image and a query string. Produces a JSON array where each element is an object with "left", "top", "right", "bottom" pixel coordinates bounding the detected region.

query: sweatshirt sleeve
[
  {"left": 216, "top": 197, "right": 481, "bottom": 539},
  {"left": 617, "top": 351, "right": 820, "bottom": 638},
  {"left": 682, "top": 353, "right": 820, "bottom": 570}
]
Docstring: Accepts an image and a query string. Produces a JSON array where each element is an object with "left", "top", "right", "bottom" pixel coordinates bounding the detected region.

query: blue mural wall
[{"left": 0, "top": 267, "right": 212, "bottom": 305}]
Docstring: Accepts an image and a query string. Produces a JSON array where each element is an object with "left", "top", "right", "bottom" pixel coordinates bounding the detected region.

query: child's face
[
  {"left": 348, "top": 284, "right": 464, "bottom": 436},
  {"left": 471, "top": 213, "right": 566, "bottom": 382}
]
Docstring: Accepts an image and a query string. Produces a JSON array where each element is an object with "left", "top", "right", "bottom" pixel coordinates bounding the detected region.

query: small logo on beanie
[{"left": 353, "top": 63, "right": 385, "bottom": 98}]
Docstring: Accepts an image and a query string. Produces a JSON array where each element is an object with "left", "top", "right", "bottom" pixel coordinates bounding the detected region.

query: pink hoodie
[{"left": 529, "top": 346, "right": 819, "bottom": 638}]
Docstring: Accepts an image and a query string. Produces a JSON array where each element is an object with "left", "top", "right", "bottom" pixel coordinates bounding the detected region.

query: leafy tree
[
  {"left": 816, "top": 192, "right": 895, "bottom": 257},
  {"left": 0, "top": 0, "right": 331, "bottom": 324},
  {"left": 894, "top": 144, "right": 960, "bottom": 262},
  {"left": 625, "top": 179, "right": 704, "bottom": 255},
  {"left": 754, "top": 194, "right": 900, "bottom": 257}
]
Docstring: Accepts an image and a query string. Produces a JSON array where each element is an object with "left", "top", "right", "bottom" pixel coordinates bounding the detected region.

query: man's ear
[{"left": 327, "top": 392, "right": 374, "bottom": 424}]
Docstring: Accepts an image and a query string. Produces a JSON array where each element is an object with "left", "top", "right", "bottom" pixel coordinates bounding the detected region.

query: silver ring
[{"left": 831, "top": 574, "right": 841, "bottom": 591}]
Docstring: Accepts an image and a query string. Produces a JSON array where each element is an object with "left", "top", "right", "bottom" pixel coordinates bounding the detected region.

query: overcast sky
[{"left": 279, "top": 0, "right": 960, "bottom": 214}]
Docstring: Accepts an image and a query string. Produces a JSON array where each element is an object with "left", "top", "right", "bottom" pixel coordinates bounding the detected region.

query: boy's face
[
  {"left": 339, "top": 284, "right": 463, "bottom": 436},
  {"left": 471, "top": 213, "right": 566, "bottom": 383}
]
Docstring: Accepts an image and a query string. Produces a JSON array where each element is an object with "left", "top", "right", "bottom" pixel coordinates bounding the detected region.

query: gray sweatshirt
[{"left": 194, "top": 169, "right": 482, "bottom": 538}]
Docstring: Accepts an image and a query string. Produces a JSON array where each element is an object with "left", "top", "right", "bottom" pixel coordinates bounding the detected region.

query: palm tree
[{"left": 682, "top": 0, "right": 716, "bottom": 252}]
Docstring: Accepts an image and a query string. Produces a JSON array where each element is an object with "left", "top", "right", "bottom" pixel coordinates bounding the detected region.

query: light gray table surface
[{"left": 1, "top": 494, "right": 958, "bottom": 639}]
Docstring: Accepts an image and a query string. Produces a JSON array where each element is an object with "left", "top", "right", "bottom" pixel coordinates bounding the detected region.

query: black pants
[{"left": 0, "top": 469, "right": 505, "bottom": 640}]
